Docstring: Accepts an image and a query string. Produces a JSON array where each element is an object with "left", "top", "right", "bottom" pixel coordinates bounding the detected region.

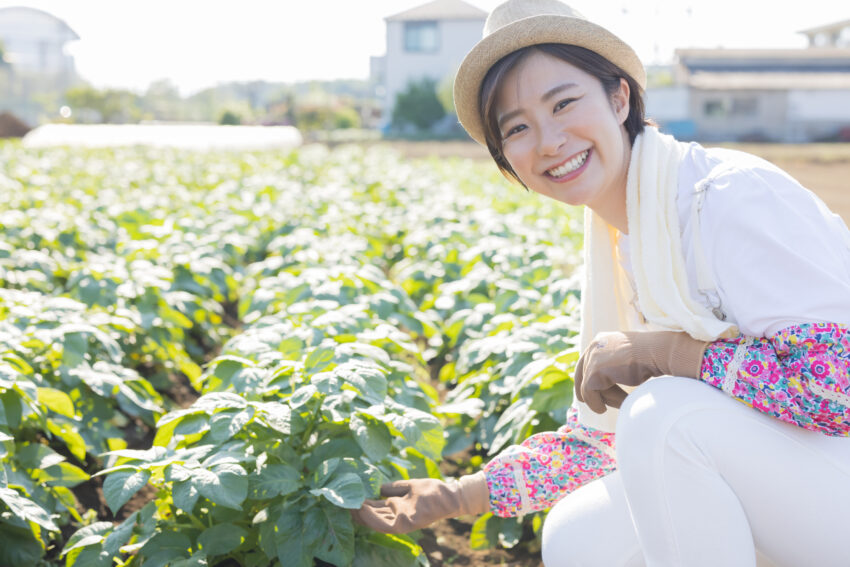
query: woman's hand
[
  {"left": 575, "top": 331, "right": 708, "bottom": 413},
  {"left": 351, "top": 472, "right": 489, "bottom": 534}
]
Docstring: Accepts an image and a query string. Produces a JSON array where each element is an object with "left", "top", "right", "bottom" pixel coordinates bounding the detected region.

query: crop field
[
  {"left": 3, "top": 138, "right": 847, "bottom": 567},
  {"left": 0, "top": 141, "right": 587, "bottom": 566}
]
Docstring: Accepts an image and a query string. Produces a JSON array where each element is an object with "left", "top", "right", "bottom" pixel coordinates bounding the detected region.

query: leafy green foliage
[
  {"left": 0, "top": 140, "right": 584, "bottom": 565},
  {"left": 391, "top": 78, "right": 446, "bottom": 132}
]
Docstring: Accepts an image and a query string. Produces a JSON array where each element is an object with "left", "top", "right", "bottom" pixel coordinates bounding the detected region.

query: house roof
[
  {"left": 676, "top": 48, "right": 850, "bottom": 73},
  {"left": 676, "top": 47, "right": 850, "bottom": 60},
  {"left": 0, "top": 6, "right": 80, "bottom": 40},
  {"left": 798, "top": 19, "right": 850, "bottom": 36},
  {"left": 386, "top": 0, "right": 487, "bottom": 22},
  {"left": 688, "top": 72, "right": 850, "bottom": 90}
]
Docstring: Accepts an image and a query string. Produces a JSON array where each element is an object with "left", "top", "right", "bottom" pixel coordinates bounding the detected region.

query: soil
[{"left": 0, "top": 111, "right": 32, "bottom": 138}]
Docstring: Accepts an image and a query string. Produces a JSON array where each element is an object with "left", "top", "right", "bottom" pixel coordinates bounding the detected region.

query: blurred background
[{"left": 0, "top": 0, "right": 849, "bottom": 143}]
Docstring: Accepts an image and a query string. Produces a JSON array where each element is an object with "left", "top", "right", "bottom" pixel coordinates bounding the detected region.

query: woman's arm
[
  {"left": 699, "top": 322, "right": 850, "bottom": 436},
  {"left": 483, "top": 407, "right": 617, "bottom": 517}
]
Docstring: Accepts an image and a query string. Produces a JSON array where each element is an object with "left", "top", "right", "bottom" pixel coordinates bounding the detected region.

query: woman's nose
[{"left": 537, "top": 122, "right": 567, "bottom": 156}]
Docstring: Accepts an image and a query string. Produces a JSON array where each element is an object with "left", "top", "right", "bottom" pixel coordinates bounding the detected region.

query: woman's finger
[{"left": 380, "top": 481, "right": 412, "bottom": 497}]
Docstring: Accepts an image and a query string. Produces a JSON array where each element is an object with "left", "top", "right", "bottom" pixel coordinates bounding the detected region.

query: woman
[{"left": 354, "top": 1, "right": 850, "bottom": 565}]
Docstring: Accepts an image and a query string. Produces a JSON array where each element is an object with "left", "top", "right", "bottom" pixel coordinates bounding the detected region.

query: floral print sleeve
[
  {"left": 699, "top": 322, "right": 850, "bottom": 437},
  {"left": 482, "top": 406, "right": 617, "bottom": 518}
]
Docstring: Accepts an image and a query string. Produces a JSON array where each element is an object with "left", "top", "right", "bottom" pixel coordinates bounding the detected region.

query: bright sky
[{"left": 1, "top": 0, "right": 847, "bottom": 95}]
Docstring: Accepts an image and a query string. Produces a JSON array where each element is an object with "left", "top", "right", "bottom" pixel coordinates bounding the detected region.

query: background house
[
  {"left": 0, "top": 6, "right": 80, "bottom": 126},
  {"left": 371, "top": 0, "right": 486, "bottom": 132},
  {"left": 647, "top": 20, "right": 850, "bottom": 143}
]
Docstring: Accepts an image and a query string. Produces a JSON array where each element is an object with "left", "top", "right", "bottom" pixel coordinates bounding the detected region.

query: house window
[
  {"left": 731, "top": 97, "right": 758, "bottom": 116},
  {"left": 404, "top": 21, "right": 439, "bottom": 53},
  {"left": 704, "top": 99, "right": 726, "bottom": 118}
]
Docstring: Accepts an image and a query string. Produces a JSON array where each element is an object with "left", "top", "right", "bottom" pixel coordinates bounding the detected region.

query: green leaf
[
  {"left": 352, "top": 532, "right": 425, "bottom": 567},
  {"left": 274, "top": 508, "right": 313, "bottom": 567},
  {"left": 197, "top": 522, "right": 247, "bottom": 557},
  {"left": 307, "top": 503, "right": 355, "bottom": 567},
  {"left": 36, "top": 387, "right": 76, "bottom": 418},
  {"left": 350, "top": 413, "right": 391, "bottom": 462},
  {"left": 0, "top": 487, "right": 59, "bottom": 531},
  {"left": 40, "top": 461, "right": 90, "bottom": 487},
  {"left": 389, "top": 409, "right": 445, "bottom": 461},
  {"left": 193, "top": 463, "right": 248, "bottom": 510},
  {"left": 139, "top": 530, "right": 192, "bottom": 567},
  {"left": 0, "top": 390, "right": 22, "bottom": 429},
  {"left": 193, "top": 392, "right": 248, "bottom": 412},
  {"left": 209, "top": 407, "right": 254, "bottom": 443},
  {"left": 61, "top": 521, "right": 113, "bottom": 556},
  {"left": 249, "top": 463, "right": 301, "bottom": 499},
  {"left": 309, "top": 471, "right": 365, "bottom": 509},
  {"left": 62, "top": 331, "right": 88, "bottom": 368},
  {"left": 0, "top": 521, "right": 44, "bottom": 567},
  {"left": 289, "top": 384, "right": 317, "bottom": 408},
  {"left": 253, "top": 402, "right": 292, "bottom": 435},
  {"left": 103, "top": 469, "right": 151, "bottom": 515},
  {"left": 171, "top": 479, "right": 200, "bottom": 513},
  {"left": 52, "top": 485, "right": 83, "bottom": 523},
  {"left": 469, "top": 512, "right": 500, "bottom": 550},
  {"left": 173, "top": 413, "right": 210, "bottom": 436},
  {"left": 46, "top": 418, "right": 88, "bottom": 462},
  {"left": 16, "top": 443, "right": 66, "bottom": 470},
  {"left": 305, "top": 346, "right": 335, "bottom": 373}
]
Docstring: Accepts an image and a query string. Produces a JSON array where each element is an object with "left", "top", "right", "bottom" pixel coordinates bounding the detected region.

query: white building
[
  {"left": 0, "top": 6, "right": 78, "bottom": 76},
  {"left": 0, "top": 6, "right": 80, "bottom": 126},
  {"left": 371, "top": 0, "right": 486, "bottom": 131}
]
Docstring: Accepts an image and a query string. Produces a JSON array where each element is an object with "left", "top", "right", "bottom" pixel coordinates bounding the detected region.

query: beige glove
[
  {"left": 575, "top": 331, "right": 709, "bottom": 413},
  {"left": 351, "top": 472, "right": 489, "bottom": 534}
]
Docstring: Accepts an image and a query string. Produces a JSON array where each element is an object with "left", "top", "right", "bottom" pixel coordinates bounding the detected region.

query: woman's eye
[
  {"left": 503, "top": 124, "right": 526, "bottom": 139},
  {"left": 554, "top": 98, "right": 575, "bottom": 112}
]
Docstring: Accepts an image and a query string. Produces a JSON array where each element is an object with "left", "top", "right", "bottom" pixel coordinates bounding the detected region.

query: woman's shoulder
[
  {"left": 678, "top": 142, "right": 796, "bottom": 191},
  {"left": 676, "top": 141, "right": 822, "bottom": 218}
]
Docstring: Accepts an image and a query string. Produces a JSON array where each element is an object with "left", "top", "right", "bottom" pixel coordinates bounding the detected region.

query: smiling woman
[{"left": 353, "top": 0, "right": 850, "bottom": 566}]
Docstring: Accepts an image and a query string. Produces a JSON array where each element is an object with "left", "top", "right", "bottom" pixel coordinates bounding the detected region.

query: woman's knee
[{"left": 540, "top": 473, "right": 642, "bottom": 567}]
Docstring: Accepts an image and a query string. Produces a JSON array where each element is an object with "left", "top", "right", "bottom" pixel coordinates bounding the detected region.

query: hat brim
[{"left": 453, "top": 14, "right": 646, "bottom": 146}]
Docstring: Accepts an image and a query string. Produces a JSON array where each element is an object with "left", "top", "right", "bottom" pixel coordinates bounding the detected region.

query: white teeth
[{"left": 547, "top": 150, "right": 589, "bottom": 177}]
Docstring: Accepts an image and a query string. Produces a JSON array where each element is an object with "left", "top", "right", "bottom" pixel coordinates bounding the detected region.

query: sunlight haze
[{"left": 1, "top": 0, "right": 846, "bottom": 94}]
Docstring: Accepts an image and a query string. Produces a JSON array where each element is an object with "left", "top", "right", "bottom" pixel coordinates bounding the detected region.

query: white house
[
  {"left": 0, "top": 6, "right": 80, "bottom": 126},
  {"left": 0, "top": 6, "right": 79, "bottom": 76},
  {"left": 371, "top": 0, "right": 486, "bottom": 130},
  {"left": 799, "top": 19, "right": 850, "bottom": 48}
]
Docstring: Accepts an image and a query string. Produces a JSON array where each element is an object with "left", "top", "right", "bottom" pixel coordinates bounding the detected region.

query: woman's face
[{"left": 495, "top": 50, "right": 632, "bottom": 211}]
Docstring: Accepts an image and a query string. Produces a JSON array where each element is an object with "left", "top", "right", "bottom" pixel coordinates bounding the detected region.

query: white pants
[{"left": 541, "top": 377, "right": 850, "bottom": 567}]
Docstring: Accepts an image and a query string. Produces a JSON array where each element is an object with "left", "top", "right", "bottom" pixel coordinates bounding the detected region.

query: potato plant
[{"left": 0, "top": 141, "right": 583, "bottom": 565}]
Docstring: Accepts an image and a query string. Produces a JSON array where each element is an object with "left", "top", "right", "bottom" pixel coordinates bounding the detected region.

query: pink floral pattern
[
  {"left": 482, "top": 323, "right": 850, "bottom": 518},
  {"left": 699, "top": 322, "right": 850, "bottom": 436},
  {"left": 482, "top": 407, "right": 617, "bottom": 517}
]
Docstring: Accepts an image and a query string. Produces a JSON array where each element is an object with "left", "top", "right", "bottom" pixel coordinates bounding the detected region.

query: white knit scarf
[{"left": 576, "top": 127, "right": 739, "bottom": 431}]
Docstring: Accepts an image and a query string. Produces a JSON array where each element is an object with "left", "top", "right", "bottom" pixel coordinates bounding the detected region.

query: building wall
[
  {"left": 382, "top": 18, "right": 483, "bottom": 127},
  {"left": 688, "top": 89, "right": 789, "bottom": 142},
  {"left": 0, "top": 8, "right": 77, "bottom": 76},
  {"left": 787, "top": 89, "right": 850, "bottom": 141}
]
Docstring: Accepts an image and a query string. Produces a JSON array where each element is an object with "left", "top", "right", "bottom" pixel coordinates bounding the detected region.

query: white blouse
[{"left": 617, "top": 142, "right": 850, "bottom": 338}]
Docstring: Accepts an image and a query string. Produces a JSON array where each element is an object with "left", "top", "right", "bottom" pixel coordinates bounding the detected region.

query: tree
[
  {"left": 391, "top": 77, "right": 445, "bottom": 132},
  {"left": 64, "top": 85, "right": 143, "bottom": 123}
]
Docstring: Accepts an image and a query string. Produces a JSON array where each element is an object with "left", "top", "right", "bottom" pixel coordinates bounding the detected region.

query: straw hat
[{"left": 453, "top": 0, "right": 645, "bottom": 146}]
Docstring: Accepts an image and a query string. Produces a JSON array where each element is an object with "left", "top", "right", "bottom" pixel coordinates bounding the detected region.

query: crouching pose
[{"left": 354, "top": 1, "right": 850, "bottom": 565}]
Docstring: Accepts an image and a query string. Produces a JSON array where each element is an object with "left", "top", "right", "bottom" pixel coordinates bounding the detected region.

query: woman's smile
[{"left": 544, "top": 148, "right": 591, "bottom": 180}]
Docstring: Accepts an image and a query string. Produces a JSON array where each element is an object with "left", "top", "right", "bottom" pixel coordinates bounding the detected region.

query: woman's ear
[{"left": 612, "top": 78, "right": 631, "bottom": 124}]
